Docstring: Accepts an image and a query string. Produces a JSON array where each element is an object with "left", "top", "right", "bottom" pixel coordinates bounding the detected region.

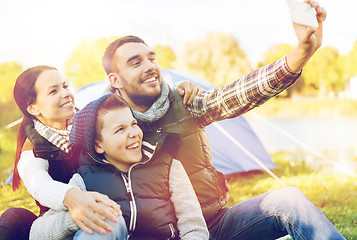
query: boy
[{"left": 30, "top": 93, "right": 208, "bottom": 240}]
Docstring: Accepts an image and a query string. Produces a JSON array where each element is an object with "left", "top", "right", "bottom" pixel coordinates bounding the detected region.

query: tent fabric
[{"left": 74, "top": 69, "right": 275, "bottom": 175}]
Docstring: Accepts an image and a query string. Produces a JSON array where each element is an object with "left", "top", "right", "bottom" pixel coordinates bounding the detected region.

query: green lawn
[
  {"left": 225, "top": 152, "right": 357, "bottom": 239},
  {"left": 0, "top": 143, "right": 356, "bottom": 239}
]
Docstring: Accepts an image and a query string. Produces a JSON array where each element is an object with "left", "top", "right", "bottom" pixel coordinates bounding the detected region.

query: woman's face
[{"left": 27, "top": 70, "right": 75, "bottom": 129}]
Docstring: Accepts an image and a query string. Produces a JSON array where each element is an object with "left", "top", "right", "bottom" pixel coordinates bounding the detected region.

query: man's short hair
[{"left": 102, "top": 35, "right": 147, "bottom": 75}]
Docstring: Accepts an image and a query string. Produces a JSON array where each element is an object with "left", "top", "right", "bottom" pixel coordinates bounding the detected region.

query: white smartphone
[{"left": 287, "top": 0, "right": 319, "bottom": 28}]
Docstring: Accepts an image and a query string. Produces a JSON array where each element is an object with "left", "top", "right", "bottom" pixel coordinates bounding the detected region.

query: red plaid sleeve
[{"left": 188, "top": 56, "right": 301, "bottom": 127}]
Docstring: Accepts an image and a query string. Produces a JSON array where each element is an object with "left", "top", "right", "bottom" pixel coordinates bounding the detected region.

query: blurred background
[{"left": 0, "top": 0, "right": 356, "bottom": 238}]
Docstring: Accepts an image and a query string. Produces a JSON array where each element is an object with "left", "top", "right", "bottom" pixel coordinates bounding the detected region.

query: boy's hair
[
  {"left": 102, "top": 35, "right": 147, "bottom": 75},
  {"left": 95, "top": 94, "right": 130, "bottom": 142}
]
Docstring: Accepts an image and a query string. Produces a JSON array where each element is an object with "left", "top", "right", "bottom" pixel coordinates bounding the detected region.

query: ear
[
  {"left": 108, "top": 73, "right": 123, "bottom": 89},
  {"left": 26, "top": 104, "right": 40, "bottom": 117},
  {"left": 94, "top": 141, "right": 105, "bottom": 154}
]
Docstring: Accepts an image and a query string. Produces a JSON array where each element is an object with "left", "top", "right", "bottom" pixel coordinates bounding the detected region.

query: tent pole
[
  {"left": 212, "top": 122, "right": 288, "bottom": 188},
  {"left": 248, "top": 112, "right": 354, "bottom": 175},
  {"left": 1, "top": 118, "right": 22, "bottom": 131}
]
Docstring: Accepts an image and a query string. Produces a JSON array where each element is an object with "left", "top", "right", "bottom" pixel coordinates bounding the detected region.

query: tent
[{"left": 74, "top": 69, "right": 276, "bottom": 175}]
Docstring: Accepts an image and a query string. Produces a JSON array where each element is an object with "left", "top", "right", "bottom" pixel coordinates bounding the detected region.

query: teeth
[
  {"left": 127, "top": 142, "right": 139, "bottom": 149},
  {"left": 143, "top": 77, "right": 156, "bottom": 83},
  {"left": 61, "top": 102, "right": 73, "bottom": 107}
]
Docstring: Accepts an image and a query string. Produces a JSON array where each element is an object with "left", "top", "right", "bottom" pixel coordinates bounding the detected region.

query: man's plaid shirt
[{"left": 188, "top": 56, "right": 301, "bottom": 127}]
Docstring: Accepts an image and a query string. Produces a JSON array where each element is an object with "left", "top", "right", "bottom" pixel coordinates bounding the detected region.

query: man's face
[{"left": 112, "top": 42, "right": 162, "bottom": 110}]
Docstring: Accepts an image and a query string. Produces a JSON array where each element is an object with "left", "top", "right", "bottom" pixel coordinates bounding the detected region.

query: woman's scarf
[{"left": 34, "top": 120, "right": 72, "bottom": 153}]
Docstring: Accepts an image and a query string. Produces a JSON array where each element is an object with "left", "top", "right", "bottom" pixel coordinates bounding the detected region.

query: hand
[
  {"left": 176, "top": 81, "right": 203, "bottom": 107},
  {"left": 63, "top": 188, "right": 122, "bottom": 235},
  {"left": 294, "top": 0, "right": 326, "bottom": 55},
  {"left": 287, "top": 0, "right": 327, "bottom": 72}
]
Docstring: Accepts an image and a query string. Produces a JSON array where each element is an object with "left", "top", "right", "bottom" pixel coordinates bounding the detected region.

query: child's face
[{"left": 95, "top": 107, "right": 143, "bottom": 171}]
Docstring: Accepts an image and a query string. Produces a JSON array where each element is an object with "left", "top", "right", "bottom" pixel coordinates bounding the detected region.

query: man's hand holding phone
[
  {"left": 287, "top": 0, "right": 319, "bottom": 28},
  {"left": 285, "top": 0, "right": 327, "bottom": 73}
]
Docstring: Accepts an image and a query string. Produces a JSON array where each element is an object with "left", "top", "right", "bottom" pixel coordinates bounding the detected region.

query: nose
[
  {"left": 61, "top": 87, "right": 73, "bottom": 99},
  {"left": 128, "top": 126, "right": 142, "bottom": 139},
  {"left": 143, "top": 58, "right": 155, "bottom": 73}
]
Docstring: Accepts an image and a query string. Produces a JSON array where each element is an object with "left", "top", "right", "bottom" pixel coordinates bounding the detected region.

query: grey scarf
[
  {"left": 34, "top": 120, "right": 72, "bottom": 153},
  {"left": 131, "top": 81, "right": 170, "bottom": 123}
]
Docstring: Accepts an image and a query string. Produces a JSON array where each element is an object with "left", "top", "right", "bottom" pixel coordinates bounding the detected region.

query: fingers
[
  {"left": 176, "top": 80, "right": 203, "bottom": 106},
  {"left": 183, "top": 88, "right": 192, "bottom": 106},
  {"left": 92, "top": 192, "right": 118, "bottom": 210},
  {"left": 304, "top": 0, "right": 326, "bottom": 23},
  {"left": 75, "top": 219, "right": 94, "bottom": 235},
  {"left": 91, "top": 191, "right": 112, "bottom": 205},
  {"left": 76, "top": 211, "right": 111, "bottom": 235},
  {"left": 316, "top": 6, "right": 326, "bottom": 22},
  {"left": 107, "top": 199, "right": 122, "bottom": 216},
  {"left": 67, "top": 190, "right": 122, "bottom": 235},
  {"left": 187, "top": 87, "right": 202, "bottom": 105},
  {"left": 90, "top": 192, "right": 122, "bottom": 222},
  {"left": 176, "top": 85, "right": 185, "bottom": 96}
]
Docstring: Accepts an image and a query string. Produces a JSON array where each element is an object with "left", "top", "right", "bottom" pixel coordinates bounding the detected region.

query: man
[{"left": 101, "top": 1, "right": 344, "bottom": 239}]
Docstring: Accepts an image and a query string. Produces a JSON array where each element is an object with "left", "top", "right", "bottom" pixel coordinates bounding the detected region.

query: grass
[
  {"left": 0, "top": 99, "right": 356, "bottom": 239},
  {"left": 225, "top": 152, "right": 357, "bottom": 239},
  {"left": 0, "top": 150, "right": 356, "bottom": 239}
]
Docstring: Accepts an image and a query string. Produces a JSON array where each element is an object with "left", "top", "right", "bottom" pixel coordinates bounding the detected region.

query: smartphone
[{"left": 287, "top": 0, "right": 319, "bottom": 28}]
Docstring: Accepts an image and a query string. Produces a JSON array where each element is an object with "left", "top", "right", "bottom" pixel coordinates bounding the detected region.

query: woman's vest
[
  {"left": 24, "top": 121, "right": 77, "bottom": 215},
  {"left": 77, "top": 147, "right": 179, "bottom": 240},
  {"left": 138, "top": 89, "right": 229, "bottom": 227}
]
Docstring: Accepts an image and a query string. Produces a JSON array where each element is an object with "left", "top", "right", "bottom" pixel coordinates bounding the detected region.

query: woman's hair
[
  {"left": 12, "top": 65, "right": 57, "bottom": 190},
  {"left": 95, "top": 94, "right": 130, "bottom": 143}
]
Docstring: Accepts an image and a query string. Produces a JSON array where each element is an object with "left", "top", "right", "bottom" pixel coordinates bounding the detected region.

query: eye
[
  {"left": 131, "top": 61, "right": 140, "bottom": 67},
  {"left": 49, "top": 89, "right": 57, "bottom": 95},
  {"left": 132, "top": 121, "right": 138, "bottom": 127},
  {"left": 63, "top": 84, "right": 69, "bottom": 89},
  {"left": 115, "top": 127, "right": 124, "bottom": 134}
]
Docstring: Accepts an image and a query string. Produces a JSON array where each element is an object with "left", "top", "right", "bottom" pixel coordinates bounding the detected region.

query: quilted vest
[
  {"left": 24, "top": 121, "right": 77, "bottom": 215},
  {"left": 138, "top": 89, "right": 229, "bottom": 227},
  {"left": 77, "top": 148, "right": 179, "bottom": 240}
]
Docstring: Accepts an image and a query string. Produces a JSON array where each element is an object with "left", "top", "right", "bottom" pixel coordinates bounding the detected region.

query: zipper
[
  {"left": 167, "top": 223, "right": 176, "bottom": 240},
  {"left": 120, "top": 141, "right": 158, "bottom": 235},
  {"left": 121, "top": 174, "right": 136, "bottom": 234}
]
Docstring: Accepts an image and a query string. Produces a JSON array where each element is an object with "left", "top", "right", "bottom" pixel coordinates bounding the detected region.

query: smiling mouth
[
  {"left": 142, "top": 76, "right": 158, "bottom": 84},
  {"left": 126, "top": 142, "right": 141, "bottom": 151},
  {"left": 60, "top": 101, "right": 74, "bottom": 108}
]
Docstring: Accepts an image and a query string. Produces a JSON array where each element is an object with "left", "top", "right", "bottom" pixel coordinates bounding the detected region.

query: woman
[
  {"left": 0, "top": 65, "right": 201, "bottom": 239},
  {"left": 0, "top": 66, "right": 122, "bottom": 240}
]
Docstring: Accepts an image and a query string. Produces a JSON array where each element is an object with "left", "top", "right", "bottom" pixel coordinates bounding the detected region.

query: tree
[
  {"left": 64, "top": 37, "right": 118, "bottom": 88},
  {"left": 259, "top": 44, "right": 344, "bottom": 97},
  {"left": 0, "top": 62, "right": 23, "bottom": 103},
  {"left": 342, "top": 40, "right": 357, "bottom": 79},
  {"left": 258, "top": 43, "right": 303, "bottom": 97},
  {"left": 153, "top": 45, "right": 176, "bottom": 69},
  {"left": 258, "top": 43, "right": 294, "bottom": 67},
  {"left": 303, "top": 46, "right": 343, "bottom": 96},
  {"left": 177, "top": 32, "right": 252, "bottom": 87}
]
